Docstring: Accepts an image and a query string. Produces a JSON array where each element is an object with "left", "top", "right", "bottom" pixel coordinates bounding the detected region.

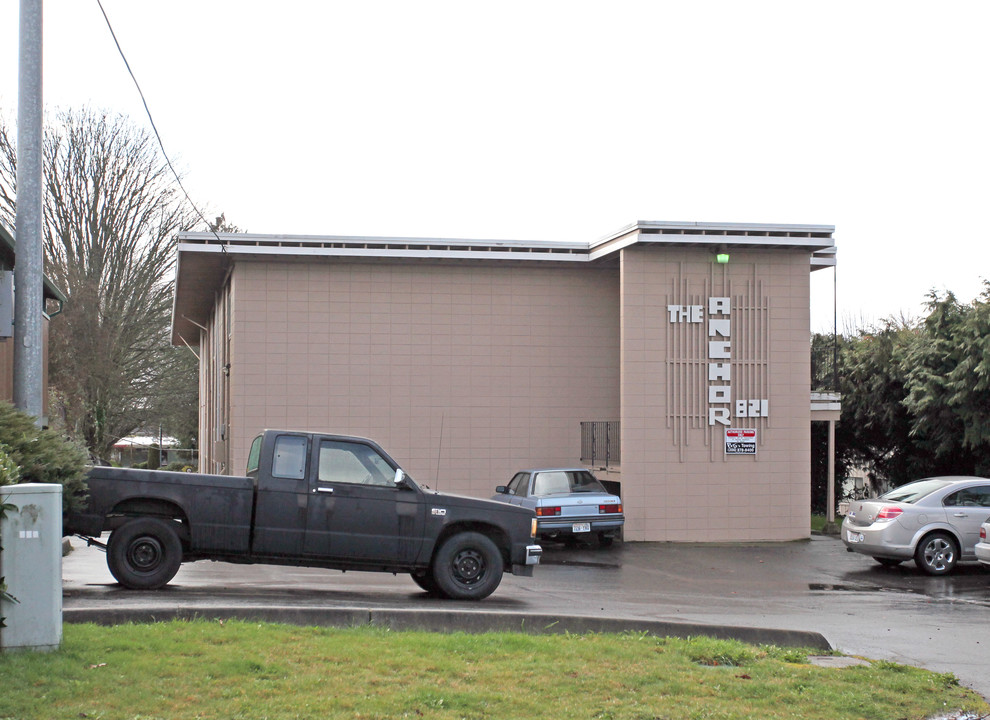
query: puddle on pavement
[
  {"left": 809, "top": 583, "right": 878, "bottom": 592},
  {"left": 810, "top": 582, "right": 990, "bottom": 608},
  {"left": 808, "top": 582, "right": 924, "bottom": 594},
  {"left": 541, "top": 558, "right": 620, "bottom": 569}
]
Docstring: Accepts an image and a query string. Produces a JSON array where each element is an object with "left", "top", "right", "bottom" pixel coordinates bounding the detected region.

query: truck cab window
[
  {"left": 272, "top": 435, "right": 307, "bottom": 479},
  {"left": 319, "top": 440, "right": 394, "bottom": 486},
  {"left": 246, "top": 435, "right": 263, "bottom": 477}
]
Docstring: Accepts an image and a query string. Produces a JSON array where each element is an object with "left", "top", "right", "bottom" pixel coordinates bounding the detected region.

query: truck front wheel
[
  {"left": 431, "top": 532, "right": 504, "bottom": 600},
  {"left": 107, "top": 518, "right": 183, "bottom": 589}
]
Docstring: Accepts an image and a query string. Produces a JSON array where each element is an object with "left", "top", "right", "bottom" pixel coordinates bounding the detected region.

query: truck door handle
[{"left": 315, "top": 487, "right": 333, "bottom": 494}]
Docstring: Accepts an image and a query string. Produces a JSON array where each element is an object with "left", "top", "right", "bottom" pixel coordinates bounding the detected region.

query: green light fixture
[{"left": 716, "top": 250, "right": 730, "bottom": 264}]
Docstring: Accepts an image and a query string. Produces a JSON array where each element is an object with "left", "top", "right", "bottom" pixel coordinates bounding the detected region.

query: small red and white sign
[{"left": 725, "top": 428, "right": 757, "bottom": 455}]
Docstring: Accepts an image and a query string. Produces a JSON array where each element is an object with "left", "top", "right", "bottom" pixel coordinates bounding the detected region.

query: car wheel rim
[
  {"left": 128, "top": 537, "right": 164, "bottom": 572},
  {"left": 923, "top": 538, "right": 953, "bottom": 571},
  {"left": 451, "top": 548, "right": 485, "bottom": 586}
]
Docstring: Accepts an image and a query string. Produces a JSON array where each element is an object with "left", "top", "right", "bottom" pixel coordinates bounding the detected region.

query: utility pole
[{"left": 13, "top": 0, "right": 45, "bottom": 423}]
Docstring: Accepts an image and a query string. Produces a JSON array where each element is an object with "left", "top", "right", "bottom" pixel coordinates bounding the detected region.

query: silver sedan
[{"left": 841, "top": 476, "right": 990, "bottom": 575}]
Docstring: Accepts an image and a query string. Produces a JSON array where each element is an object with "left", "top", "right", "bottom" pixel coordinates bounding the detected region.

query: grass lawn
[{"left": 0, "top": 620, "right": 986, "bottom": 720}]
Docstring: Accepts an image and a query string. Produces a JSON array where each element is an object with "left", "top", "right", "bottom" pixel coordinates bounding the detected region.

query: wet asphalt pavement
[{"left": 62, "top": 534, "right": 990, "bottom": 700}]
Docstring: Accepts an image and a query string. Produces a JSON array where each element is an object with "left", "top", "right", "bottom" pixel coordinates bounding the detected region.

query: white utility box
[{"left": 0, "top": 483, "right": 63, "bottom": 651}]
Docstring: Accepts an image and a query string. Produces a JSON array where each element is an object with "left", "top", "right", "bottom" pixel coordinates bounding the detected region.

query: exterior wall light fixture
[{"left": 715, "top": 247, "right": 730, "bottom": 264}]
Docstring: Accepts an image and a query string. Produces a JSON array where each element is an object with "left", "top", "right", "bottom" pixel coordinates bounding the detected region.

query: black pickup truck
[{"left": 66, "top": 430, "right": 542, "bottom": 600}]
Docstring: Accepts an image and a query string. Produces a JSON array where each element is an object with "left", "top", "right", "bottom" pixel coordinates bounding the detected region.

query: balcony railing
[
  {"left": 580, "top": 421, "right": 620, "bottom": 467},
  {"left": 811, "top": 336, "right": 838, "bottom": 393}
]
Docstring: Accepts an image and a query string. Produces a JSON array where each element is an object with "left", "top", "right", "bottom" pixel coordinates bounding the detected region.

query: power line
[{"left": 94, "top": 0, "right": 224, "bottom": 246}]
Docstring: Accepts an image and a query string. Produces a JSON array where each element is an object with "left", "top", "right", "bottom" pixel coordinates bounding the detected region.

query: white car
[{"left": 976, "top": 520, "right": 990, "bottom": 569}]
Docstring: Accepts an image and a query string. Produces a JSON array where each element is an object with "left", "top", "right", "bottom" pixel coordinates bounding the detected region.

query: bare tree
[{"left": 0, "top": 108, "right": 199, "bottom": 460}]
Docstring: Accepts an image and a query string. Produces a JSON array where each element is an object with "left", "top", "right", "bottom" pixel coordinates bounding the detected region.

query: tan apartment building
[{"left": 171, "top": 220, "right": 838, "bottom": 542}]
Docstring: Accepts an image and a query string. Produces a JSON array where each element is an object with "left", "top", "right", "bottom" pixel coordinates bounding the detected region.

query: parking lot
[{"left": 63, "top": 533, "right": 990, "bottom": 700}]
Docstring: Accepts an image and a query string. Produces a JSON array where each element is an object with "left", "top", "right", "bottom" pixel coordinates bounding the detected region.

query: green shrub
[
  {"left": 0, "top": 442, "right": 21, "bottom": 487},
  {"left": 0, "top": 443, "right": 22, "bottom": 626},
  {"left": 0, "top": 401, "right": 89, "bottom": 511}
]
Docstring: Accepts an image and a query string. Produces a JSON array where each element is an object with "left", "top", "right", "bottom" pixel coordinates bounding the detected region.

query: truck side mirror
[
  {"left": 495, "top": 485, "right": 508, "bottom": 494},
  {"left": 394, "top": 468, "right": 407, "bottom": 487}
]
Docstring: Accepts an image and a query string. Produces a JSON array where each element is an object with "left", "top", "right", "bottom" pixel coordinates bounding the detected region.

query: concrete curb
[{"left": 63, "top": 606, "right": 831, "bottom": 651}]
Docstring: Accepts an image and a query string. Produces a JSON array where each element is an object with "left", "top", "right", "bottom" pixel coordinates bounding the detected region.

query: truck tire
[
  {"left": 409, "top": 571, "right": 442, "bottom": 596},
  {"left": 107, "top": 518, "right": 183, "bottom": 589},
  {"left": 431, "top": 532, "right": 504, "bottom": 600}
]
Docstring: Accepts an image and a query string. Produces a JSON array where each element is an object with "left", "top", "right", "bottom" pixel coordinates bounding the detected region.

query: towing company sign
[{"left": 724, "top": 427, "right": 757, "bottom": 455}]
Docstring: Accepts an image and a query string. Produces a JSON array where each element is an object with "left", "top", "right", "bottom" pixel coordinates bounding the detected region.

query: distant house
[{"left": 0, "top": 222, "right": 67, "bottom": 425}]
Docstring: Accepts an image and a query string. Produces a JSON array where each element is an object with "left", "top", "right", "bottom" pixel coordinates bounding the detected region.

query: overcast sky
[{"left": 2, "top": 1, "right": 987, "bottom": 332}]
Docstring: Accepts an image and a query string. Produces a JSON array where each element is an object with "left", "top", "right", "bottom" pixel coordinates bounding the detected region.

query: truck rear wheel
[
  {"left": 431, "top": 532, "right": 504, "bottom": 600},
  {"left": 107, "top": 518, "right": 183, "bottom": 589}
]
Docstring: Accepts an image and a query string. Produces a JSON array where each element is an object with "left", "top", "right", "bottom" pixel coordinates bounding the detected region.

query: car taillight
[
  {"left": 537, "top": 507, "right": 561, "bottom": 517},
  {"left": 981, "top": 526, "right": 987, "bottom": 541},
  {"left": 599, "top": 504, "right": 622, "bottom": 514},
  {"left": 876, "top": 506, "right": 903, "bottom": 521}
]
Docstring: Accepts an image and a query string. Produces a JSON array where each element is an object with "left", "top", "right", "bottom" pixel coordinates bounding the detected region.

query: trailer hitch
[{"left": 75, "top": 534, "right": 108, "bottom": 552}]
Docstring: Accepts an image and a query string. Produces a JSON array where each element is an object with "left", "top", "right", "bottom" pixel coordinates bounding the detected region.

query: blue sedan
[{"left": 492, "top": 468, "right": 623, "bottom": 547}]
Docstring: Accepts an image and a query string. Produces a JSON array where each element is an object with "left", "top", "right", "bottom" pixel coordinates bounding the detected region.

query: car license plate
[
  {"left": 846, "top": 530, "right": 864, "bottom": 544},
  {"left": 572, "top": 523, "right": 591, "bottom": 533}
]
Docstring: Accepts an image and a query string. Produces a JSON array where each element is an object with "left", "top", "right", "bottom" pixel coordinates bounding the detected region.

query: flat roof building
[{"left": 172, "top": 220, "right": 837, "bottom": 542}]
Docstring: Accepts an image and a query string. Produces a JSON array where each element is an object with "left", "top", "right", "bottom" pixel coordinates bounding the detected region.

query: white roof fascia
[
  {"left": 590, "top": 220, "right": 834, "bottom": 247},
  {"left": 587, "top": 233, "right": 640, "bottom": 262},
  {"left": 177, "top": 232, "right": 588, "bottom": 252},
  {"left": 811, "top": 245, "right": 837, "bottom": 269},
  {"left": 632, "top": 233, "right": 834, "bottom": 250},
  {"left": 177, "top": 220, "right": 835, "bottom": 264},
  {"left": 636, "top": 220, "right": 834, "bottom": 234},
  {"left": 176, "top": 241, "right": 589, "bottom": 263},
  {"left": 591, "top": 221, "right": 641, "bottom": 248}
]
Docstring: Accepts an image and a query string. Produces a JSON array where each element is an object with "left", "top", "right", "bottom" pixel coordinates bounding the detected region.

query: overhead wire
[{"left": 94, "top": 0, "right": 226, "bottom": 250}]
